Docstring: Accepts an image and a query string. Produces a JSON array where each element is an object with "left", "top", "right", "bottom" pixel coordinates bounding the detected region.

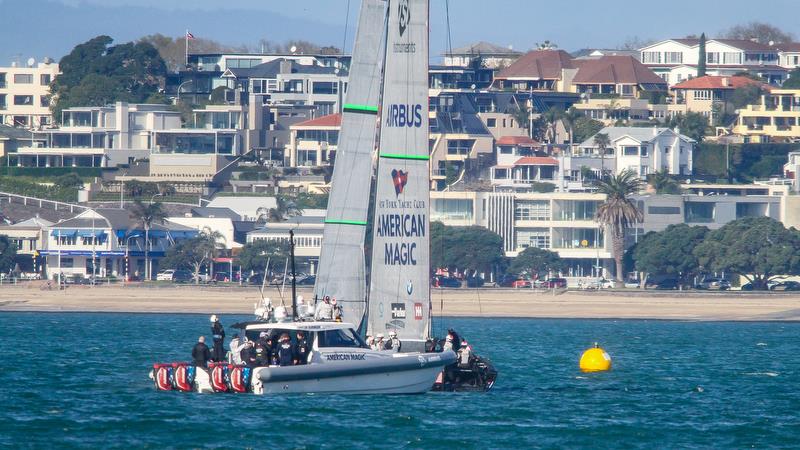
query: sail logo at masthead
[
  {"left": 391, "top": 303, "right": 407, "bottom": 319},
  {"left": 391, "top": 169, "right": 409, "bottom": 195},
  {"left": 397, "top": 0, "right": 410, "bottom": 36}
]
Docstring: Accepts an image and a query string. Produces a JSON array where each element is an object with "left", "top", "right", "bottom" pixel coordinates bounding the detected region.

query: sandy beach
[{"left": 2, "top": 283, "right": 800, "bottom": 321}]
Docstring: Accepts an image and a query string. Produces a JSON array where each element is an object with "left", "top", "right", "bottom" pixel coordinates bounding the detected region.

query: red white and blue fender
[
  {"left": 173, "top": 364, "right": 196, "bottom": 392},
  {"left": 229, "top": 365, "right": 252, "bottom": 393},
  {"left": 153, "top": 364, "right": 174, "bottom": 391},
  {"left": 210, "top": 363, "right": 229, "bottom": 393}
]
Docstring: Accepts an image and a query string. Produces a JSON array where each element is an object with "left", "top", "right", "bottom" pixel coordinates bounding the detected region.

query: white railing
[{"left": 0, "top": 192, "right": 87, "bottom": 213}]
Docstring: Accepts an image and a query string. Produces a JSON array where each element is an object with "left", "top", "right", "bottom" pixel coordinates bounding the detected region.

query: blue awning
[
  {"left": 76, "top": 230, "right": 107, "bottom": 238},
  {"left": 50, "top": 230, "right": 77, "bottom": 237}
]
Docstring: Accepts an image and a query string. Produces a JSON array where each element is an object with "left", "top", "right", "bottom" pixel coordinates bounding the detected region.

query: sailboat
[{"left": 150, "top": 0, "right": 458, "bottom": 395}]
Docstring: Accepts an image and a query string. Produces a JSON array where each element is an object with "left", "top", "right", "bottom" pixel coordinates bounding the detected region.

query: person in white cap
[
  {"left": 314, "top": 296, "right": 334, "bottom": 321},
  {"left": 372, "top": 333, "right": 385, "bottom": 351},
  {"left": 210, "top": 315, "right": 225, "bottom": 362},
  {"left": 442, "top": 334, "right": 454, "bottom": 352},
  {"left": 387, "top": 330, "right": 401, "bottom": 353}
]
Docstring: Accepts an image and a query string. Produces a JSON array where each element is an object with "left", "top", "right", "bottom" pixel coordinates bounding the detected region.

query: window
[
  {"left": 640, "top": 145, "right": 649, "bottom": 156},
  {"left": 736, "top": 202, "right": 767, "bottom": 218},
  {"left": 554, "top": 228, "right": 603, "bottom": 249},
  {"left": 685, "top": 202, "right": 714, "bottom": 223},
  {"left": 486, "top": 118, "right": 496, "bottom": 127},
  {"left": 40, "top": 96, "right": 49, "bottom": 107},
  {"left": 515, "top": 200, "right": 550, "bottom": 221},
  {"left": 706, "top": 52, "right": 720, "bottom": 64},
  {"left": 693, "top": 90, "right": 711, "bottom": 100},
  {"left": 499, "top": 145, "right": 513, "bottom": 154},
  {"left": 556, "top": 200, "right": 598, "bottom": 221},
  {"left": 623, "top": 146, "right": 638, "bottom": 156},
  {"left": 722, "top": 52, "right": 741, "bottom": 64},
  {"left": 60, "top": 258, "right": 74, "bottom": 268},
  {"left": 40, "top": 74, "right": 51, "bottom": 85},
  {"left": 621, "top": 84, "right": 634, "bottom": 96},
  {"left": 648, "top": 206, "right": 681, "bottom": 215},
  {"left": 494, "top": 168, "right": 509, "bottom": 179},
  {"left": 516, "top": 228, "right": 550, "bottom": 249},
  {"left": 318, "top": 329, "right": 365, "bottom": 348},
  {"left": 447, "top": 139, "right": 474, "bottom": 155},
  {"left": 642, "top": 51, "right": 661, "bottom": 64},
  {"left": 0, "top": 94, "right": 6, "bottom": 108},
  {"left": 14, "top": 95, "right": 33, "bottom": 105},
  {"left": 14, "top": 73, "right": 33, "bottom": 84},
  {"left": 665, "top": 52, "right": 683, "bottom": 64},
  {"left": 312, "top": 81, "right": 338, "bottom": 94},
  {"left": 431, "top": 198, "right": 473, "bottom": 221},
  {"left": 640, "top": 166, "right": 649, "bottom": 176}
]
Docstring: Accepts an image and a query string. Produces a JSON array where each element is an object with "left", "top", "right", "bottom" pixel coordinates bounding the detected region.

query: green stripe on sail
[
  {"left": 379, "top": 153, "right": 430, "bottom": 160},
  {"left": 325, "top": 219, "right": 368, "bottom": 226},
  {"left": 343, "top": 104, "right": 378, "bottom": 114}
]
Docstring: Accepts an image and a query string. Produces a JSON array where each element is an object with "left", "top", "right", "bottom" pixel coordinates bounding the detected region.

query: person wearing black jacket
[
  {"left": 277, "top": 333, "right": 294, "bottom": 367},
  {"left": 192, "top": 336, "right": 211, "bottom": 368},
  {"left": 293, "top": 331, "right": 309, "bottom": 365},
  {"left": 210, "top": 315, "right": 225, "bottom": 362}
]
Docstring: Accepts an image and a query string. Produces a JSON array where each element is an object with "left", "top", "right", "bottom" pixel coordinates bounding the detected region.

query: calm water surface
[{"left": 1, "top": 313, "right": 799, "bottom": 449}]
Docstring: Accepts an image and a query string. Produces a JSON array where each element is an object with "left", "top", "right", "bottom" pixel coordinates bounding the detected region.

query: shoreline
[{"left": 2, "top": 284, "right": 800, "bottom": 321}]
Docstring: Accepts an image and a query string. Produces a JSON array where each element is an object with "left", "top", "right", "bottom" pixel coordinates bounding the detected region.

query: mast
[
  {"left": 290, "top": 230, "right": 298, "bottom": 321},
  {"left": 367, "top": 0, "right": 431, "bottom": 346},
  {"left": 313, "top": 0, "right": 388, "bottom": 330}
]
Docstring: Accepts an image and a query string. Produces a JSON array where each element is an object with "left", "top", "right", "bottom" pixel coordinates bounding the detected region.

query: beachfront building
[
  {"left": 0, "top": 59, "right": 59, "bottom": 128},
  {"left": 572, "top": 127, "right": 694, "bottom": 179},
  {"left": 7, "top": 102, "right": 182, "bottom": 168},
  {"left": 639, "top": 38, "right": 786, "bottom": 86},
  {"left": 0, "top": 216, "right": 52, "bottom": 274},
  {"left": 246, "top": 211, "right": 324, "bottom": 274},
  {"left": 732, "top": 89, "right": 800, "bottom": 143},
  {"left": 40, "top": 208, "right": 196, "bottom": 281}
]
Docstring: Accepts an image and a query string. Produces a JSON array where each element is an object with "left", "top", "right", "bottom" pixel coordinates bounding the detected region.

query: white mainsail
[
  {"left": 367, "top": 0, "right": 431, "bottom": 345},
  {"left": 313, "top": 0, "right": 387, "bottom": 329}
]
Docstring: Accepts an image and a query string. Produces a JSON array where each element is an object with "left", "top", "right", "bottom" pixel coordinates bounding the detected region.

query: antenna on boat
[{"left": 290, "top": 229, "right": 298, "bottom": 321}]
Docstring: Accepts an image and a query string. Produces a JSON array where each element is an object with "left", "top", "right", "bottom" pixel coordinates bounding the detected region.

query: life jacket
[
  {"left": 153, "top": 364, "right": 173, "bottom": 391},
  {"left": 210, "top": 362, "right": 229, "bottom": 392},
  {"left": 173, "top": 363, "right": 195, "bottom": 392},
  {"left": 228, "top": 365, "right": 251, "bottom": 393}
]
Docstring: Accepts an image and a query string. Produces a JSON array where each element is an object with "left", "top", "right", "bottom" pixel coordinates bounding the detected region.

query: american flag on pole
[{"left": 186, "top": 31, "right": 195, "bottom": 40}]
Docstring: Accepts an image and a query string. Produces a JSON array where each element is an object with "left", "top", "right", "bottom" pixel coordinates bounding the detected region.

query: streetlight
[
  {"left": 124, "top": 234, "right": 138, "bottom": 282},
  {"left": 176, "top": 80, "right": 194, "bottom": 105},
  {"left": 145, "top": 193, "right": 163, "bottom": 281}
]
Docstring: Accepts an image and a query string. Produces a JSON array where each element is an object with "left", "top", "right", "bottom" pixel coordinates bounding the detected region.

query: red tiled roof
[
  {"left": 497, "top": 135, "right": 540, "bottom": 146},
  {"left": 573, "top": 55, "right": 666, "bottom": 85},
  {"left": 293, "top": 113, "right": 341, "bottom": 128},
  {"left": 514, "top": 157, "right": 558, "bottom": 166},
  {"left": 672, "top": 75, "right": 771, "bottom": 90},
  {"left": 495, "top": 49, "right": 575, "bottom": 80}
]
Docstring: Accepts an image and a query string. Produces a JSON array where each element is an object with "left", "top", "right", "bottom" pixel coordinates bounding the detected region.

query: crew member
[
  {"left": 254, "top": 332, "right": 272, "bottom": 366},
  {"left": 331, "top": 298, "right": 342, "bottom": 322},
  {"left": 210, "top": 314, "right": 225, "bottom": 362},
  {"left": 277, "top": 333, "right": 294, "bottom": 367},
  {"left": 457, "top": 340, "right": 473, "bottom": 369},
  {"left": 314, "top": 296, "right": 334, "bottom": 321},
  {"left": 365, "top": 335, "right": 374, "bottom": 350},
  {"left": 294, "top": 331, "right": 309, "bottom": 365},
  {"left": 240, "top": 341, "right": 257, "bottom": 366},
  {"left": 372, "top": 333, "right": 385, "bottom": 351},
  {"left": 448, "top": 329, "right": 462, "bottom": 351},
  {"left": 192, "top": 336, "right": 211, "bottom": 368},
  {"left": 229, "top": 334, "right": 243, "bottom": 364},
  {"left": 442, "top": 334, "right": 454, "bottom": 352},
  {"left": 387, "top": 330, "right": 401, "bottom": 353}
]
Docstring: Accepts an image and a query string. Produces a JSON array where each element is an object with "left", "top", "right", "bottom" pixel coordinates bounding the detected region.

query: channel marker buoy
[{"left": 580, "top": 342, "right": 612, "bottom": 372}]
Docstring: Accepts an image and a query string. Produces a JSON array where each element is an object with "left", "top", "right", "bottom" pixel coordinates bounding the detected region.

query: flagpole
[{"left": 185, "top": 29, "right": 189, "bottom": 68}]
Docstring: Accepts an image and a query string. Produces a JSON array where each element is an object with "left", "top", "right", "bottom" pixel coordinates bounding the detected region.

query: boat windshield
[{"left": 318, "top": 328, "right": 367, "bottom": 348}]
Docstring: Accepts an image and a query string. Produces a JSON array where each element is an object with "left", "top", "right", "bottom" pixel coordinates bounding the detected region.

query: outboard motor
[
  {"left": 228, "top": 365, "right": 252, "bottom": 393},
  {"left": 173, "top": 363, "right": 196, "bottom": 392},
  {"left": 153, "top": 364, "right": 174, "bottom": 391},
  {"left": 210, "top": 362, "right": 230, "bottom": 393}
]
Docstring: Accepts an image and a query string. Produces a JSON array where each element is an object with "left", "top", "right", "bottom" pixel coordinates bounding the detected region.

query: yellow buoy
[{"left": 580, "top": 342, "right": 612, "bottom": 372}]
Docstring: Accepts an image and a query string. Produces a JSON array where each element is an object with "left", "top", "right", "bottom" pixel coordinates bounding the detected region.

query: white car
[{"left": 156, "top": 270, "right": 176, "bottom": 281}]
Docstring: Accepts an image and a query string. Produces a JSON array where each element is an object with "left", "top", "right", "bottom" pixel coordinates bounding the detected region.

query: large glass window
[
  {"left": 515, "top": 200, "right": 550, "bottom": 221},
  {"left": 554, "top": 228, "right": 603, "bottom": 249},
  {"left": 13, "top": 73, "right": 33, "bottom": 84},
  {"left": 685, "top": 202, "right": 714, "bottom": 222},
  {"left": 318, "top": 329, "right": 365, "bottom": 348},
  {"left": 312, "top": 82, "right": 338, "bottom": 94},
  {"left": 556, "top": 200, "right": 599, "bottom": 221},
  {"left": 13, "top": 95, "right": 33, "bottom": 105},
  {"left": 623, "top": 146, "right": 638, "bottom": 156},
  {"left": 736, "top": 202, "right": 767, "bottom": 219},
  {"left": 642, "top": 52, "right": 661, "bottom": 64},
  {"left": 431, "top": 198, "right": 473, "bottom": 222},
  {"left": 516, "top": 228, "right": 550, "bottom": 249},
  {"left": 665, "top": 52, "right": 683, "bottom": 64},
  {"left": 447, "top": 139, "right": 474, "bottom": 155}
]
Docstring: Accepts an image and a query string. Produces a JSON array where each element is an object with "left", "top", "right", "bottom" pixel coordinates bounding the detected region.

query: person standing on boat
[
  {"left": 457, "top": 340, "right": 473, "bottom": 369},
  {"left": 240, "top": 341, "right": 257, "bottom": 366},
  {"left": 447, "top": 329, "right": 462, "bottom": 352},
  {"left": 294, "top": 331, "right": 309, "bottom": 365},
  {"left": 210, "top": 315, "right": 225, "bottom": 362},
  {"left": 254, "top": 332, "right": 272, "bottom": 366},
  {"left": 192, "top": 336, "right": 211, "bottom": 368},
  {"left": 443, "top": 334, "right": 454, "bottom": 352},
  {"left": 314, "top": 296, "right": 334, "bottom": 321},
  {"left": 372, "top": 333, "right": 385, "bottom": 351},
  {"left": 331, "top": 298, "right": 343, "bottom": 322},
  {"left": 387, "top": 330, "right": 401, "bottom": 353},
  {"left": 277, "top": 333, "right": 294, "bottom": 366}
]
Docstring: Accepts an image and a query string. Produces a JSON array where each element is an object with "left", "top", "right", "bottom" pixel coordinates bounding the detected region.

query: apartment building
[
  {"left": 443, "top": 41, "right": 521, "bottom": 69},
  {"left": 733, "top": 88, "right": 800, "bottom": 142},
  {"left": 671, "top": 75, "right": 772, "bottom": 124},
  {"left": 287, "top": 113, "right": 340, "bottom": 167},
  {"left": 639, "top": 39, "right": 787, "bottom": 85},
  {"left": 489, "top": 136, "right": 559, "bottom": 189},
  {"left": 0, "top": 217, "right": 52, "bottom": 273},
  {"left": 0, "top": 59, "right": 59, "bottom": 128}
]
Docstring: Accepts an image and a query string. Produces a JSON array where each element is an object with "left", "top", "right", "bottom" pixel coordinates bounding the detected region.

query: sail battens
[
  {"left": 343, "top": 104, "right": 379, "bottom": 114},
  {"left": 379, "top": 153, "right": 430, "bottom": 160},
  {"left": 324, "top": 219, "right": 368, "bottom": 226}
]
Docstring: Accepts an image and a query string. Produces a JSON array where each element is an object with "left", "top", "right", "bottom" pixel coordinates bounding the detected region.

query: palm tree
[
  {"left": 509, "top": 103, "right": 531, "bottom": 137},
  {"left": 595, "top": 170, "right": 644, "bottom": 287},
  {"left": 194, "top": 229, "right": 225, "bottom": 284},
  {"left": 130, "top": 199, "right": 166, "bottom": 281},
  {"left": 560, "top": 107, "right": 583, "bottom": 154},
  {"left": 593, "top": 132, "right": 611, "bottom": 179},
  {"left": 648, "top": 170, "right": 682, "bottom": 194},
  {"left": 542, "top": 106, "right": 564, "bottom": 144},
  {"left": 269, "top": 195, "right": 302, "bottom": 222}
]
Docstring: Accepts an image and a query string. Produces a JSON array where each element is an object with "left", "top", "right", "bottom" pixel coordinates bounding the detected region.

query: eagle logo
[{"left": 398, "top": 0, "right": 410, "bottom": 37}]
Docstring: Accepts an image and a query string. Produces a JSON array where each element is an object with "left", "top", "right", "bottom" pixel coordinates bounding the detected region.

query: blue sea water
[{"left": 1, "top": 313, "right": 799, "bottom": 449}]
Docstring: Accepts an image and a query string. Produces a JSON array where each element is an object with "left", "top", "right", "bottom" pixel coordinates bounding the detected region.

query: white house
[
  {"left": 572, "top": 127, "right": 695, "bottom": 179},
  {"left": 639, "top": 38, "right": 786, "bottom": 85}
]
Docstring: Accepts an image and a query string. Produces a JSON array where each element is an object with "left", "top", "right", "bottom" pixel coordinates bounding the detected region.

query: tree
[
  {"left": 693, "top": 217, "right": 800, "bottom": 290},
  {"left": 238, "top": 239, "right": 290, "bottom": 273},
  {"left": 430, "top": 222, "right": 505, "bottom": 277},
  {"left": 53, "top": 173, "right": 84, "bottom": 189},
  {"left": 130, "top": 200, "right": 166, "bottom": 281},
  {"left": 161, "top": 231, "right": 224, "bottom": 284},
  {"left": 140, "top": 33, "right": 247, "bottom": 72},
  {"left": 541, "top": 106, "right": 564, "bottom": 144},
  {"left": 0, "top": 235, "right": 17, "bottom": 275},
  {"left": 536, "top": 40, "right": 558, "bottom": 50},
  {"left": 633, "top": 224, "right": 709, "bottom": 287},
  {"left": 697, "top": 33, "right": 707, "bottom": 77},
  {"left": 783, "top": 68, "right": 800, "bottom": 89},
  {"left": 560, "top": 107, "right": 583, "bottom": 154},
  {"left": 722, "top": 22, "right": 794, "bottom": 45},
  {"left": 51, "top": 36, "right": 167, "bottom": 122},
  {"left": 508, "top": 247, "right": 564, "bottom": 278},
  {"left": 509, "top": 103, "right": 531, "bottom": 134},
  {"left": 730, "top": 84, "right": 764, "bottom": 109},
  {"left": 593, "top": 132, "right": 611, "bottom": 177},
  {"left": 268, "top": 195, "right": 303, "bottom": 222},
  {"left": 668, "top": 112, "right": 708, "bottom": 142},
  {"left": 647, "top": 170, "right": 681, "bottom": 194},
  {"left": 595, "top": 170, "right": 644, "bottom": 286},
  {"left": 572, "top": 116, "right": 604, "bottom": 143}
]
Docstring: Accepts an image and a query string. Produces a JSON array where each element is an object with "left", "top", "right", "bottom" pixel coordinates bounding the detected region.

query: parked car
[
  {"left": 466, "top": 276, "right": 484, "bottom": 288},
  {"left": 193, "top": 273, "right": 211, "bottom": 284},
  {"left": 646, "top": 278, "right": 679, "bottom": 290},
  {"left": 544, "top": 277, "right": 568, "bottom": 289},
  {"left": 770, "top": 281, "right": 800, "bottom": 291},
  {"left": 696, "top": 277, "right": 731, "bottom": 291},
  {"left": 172, "top": 270, "right": 193, "bottom": 283},
  {"left": 296, "top": 275, "right": 316, "bottom": 286},
  {"left": 432, "top": 275, "right": 462, "bottom": 288},
  {"left": 247, "top": 272, "right": 267, "bottom": 285},
  {"left": 497, "top": 275, "right": 519, "bottom": 288},
  {"left": 624, "top": 279, "right": 641, "bottom": 289},
  {"left": 212, "top": 272, "right": 240, "bottom": 283},
  {"left": 156, "top": 270, "right": 177, "bottom": 281}
]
